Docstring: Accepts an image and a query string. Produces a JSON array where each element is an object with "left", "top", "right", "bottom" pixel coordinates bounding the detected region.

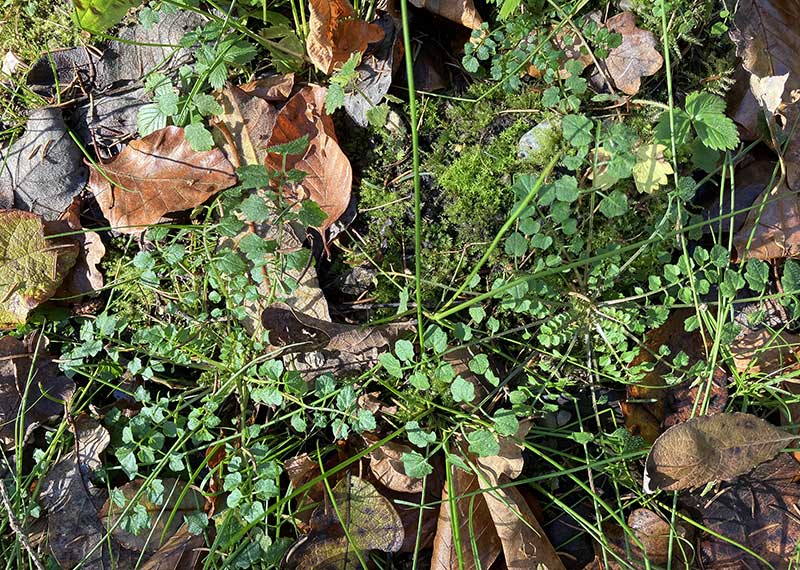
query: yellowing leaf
[
  {"left": 72, "top": 0, "right": 142, "bottom": 33},
  {"left": 632, "top": 144, "right": 673, "bottom": 194},
  {"left": 0, "top": 210, "right": 78, "bottom": 327},
  {"left": 643, "top": 412, "right": 794, "bottom": 492}
]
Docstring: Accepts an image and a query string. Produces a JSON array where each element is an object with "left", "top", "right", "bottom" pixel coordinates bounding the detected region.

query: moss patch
[{"left": 1, "top": 0, "right": 82, "bottom": 63}]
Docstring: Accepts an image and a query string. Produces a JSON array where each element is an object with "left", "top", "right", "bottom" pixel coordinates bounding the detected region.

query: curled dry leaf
[
  {"left": 0, "top": 210, "right": 79, "bottom": 327},
  {"left": 100, "top": 478, "right": 206, "bottom": 553},
  {"left": 39, "top": 416, "right": 113, "bottom": 569},
  {"left": 643, "top": 412, "right": 795, "bottom": 492},
  {"left": 410, "top": 0, "right": 483, "bottom": 29},
  {"left": 0, "top": 335, "right": 75, "bottom": 448},
  {"left": 602, "top": 12, "right": 663, "bottom": 95},
  {"left": 283, "top": 475, "right": 404, "bottom": 569},
  {"left": 87, "top": 126, "right": 237, "bottom": 233},
  {"left": 238, "top": 73, "right": 295, "bottom": 102},
  {"left": 306, "top": 0, "right": 384, "bottom": 74},
  {"left": 265, "top": 85, "right": 353, "bottom": 235}
]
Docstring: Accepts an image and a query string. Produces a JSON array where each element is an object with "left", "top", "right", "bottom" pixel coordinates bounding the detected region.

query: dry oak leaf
[
  {"left": 603, "top": 12, "right": 663, "bottom": 95},
  {"left": 88, "top": 126, "right": 236, "bottom": 233},
  {"left": 265, "top": 84, "right": 353, "bottom": 234},
  {"left": 0, "top": 210, "right": 79, "bottom": 327},
  {"left": 410, "top": 0, "right": 483, "bottom": 29},
  {"left": 644, "top": 412, "right": 795, "bottom": 492},
  {"left": 307, "top": 0, "right": 384, "bottom": 74}
]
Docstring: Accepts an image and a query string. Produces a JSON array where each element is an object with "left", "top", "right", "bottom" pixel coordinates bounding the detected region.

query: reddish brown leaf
[
  {"left": 410, "top": 0, "right": 483, "bottom": 29},
  {"left": 265, "top": 85, "right": 353, "bottom": 234},
  {"left": 87, "top": 126, "right": 236, "bottom": 233},
  {"left": 140, "top": 525, "right": 203, "bottom": 570},
  {"left": 732, "top": 174, "right": 800, "bottom": 259},
  {"left": 603, "top": 12, "right": 663, "bottom": 95},
  {"left": 52, "top": 199, "right": 106, "bottom": 299},
  {"left": 306, "top": 0, "right": 384, "bottom": 74}
]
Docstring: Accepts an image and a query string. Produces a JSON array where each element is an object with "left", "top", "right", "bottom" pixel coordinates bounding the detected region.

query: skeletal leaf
[
  {"left": 644, "top": 412, "right": 794, "bottom": 492},
  {"left": 0, "top": 210, "right": 79, "bottom": 327}
]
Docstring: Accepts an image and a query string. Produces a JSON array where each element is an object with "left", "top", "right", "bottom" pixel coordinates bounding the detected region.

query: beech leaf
[
  {"left": 306, "top": 0, "right": 384, "bottom": 74},
  {"left": 410, "top": 0, "right": 483, "bottom": 29},
  {"left": 643, "top": 412, "right": 794, "bottom": 492},
  {"left": 87, "top": 126, "right": 236, "bottom": 233}
]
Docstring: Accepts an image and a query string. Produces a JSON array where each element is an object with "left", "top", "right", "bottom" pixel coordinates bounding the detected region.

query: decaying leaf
[
  {"left": 0, "top": 210, "right": 79, "bottom": 327},
  {"left": 644, "top": 412, "right": 794, "bottom": 492},
  {"left": 262, "top": 302, "right": 413, "bottom": 381},
  {"left": 602, "top": 12, "right": 663, "bottom": 95},
  {"left": 0, "top": 335, "right": 75, "bottom": 448},
  {"left": 99, "top": 478, "right": 205, "bottom": 553},
  {"left": 52, "top": 199, "right": 106, "bottom": 299},
  {"left": 283, "top": 475, "right": 404, "bottom": 569},
  {"left": 39, "top": 416, "right": 114, "bottom": 569},
  {"left": 306, "top": 0, "right": 384, "bottom": 74},
  {"left": 599, "top": 508, "right": 691, "bottom": 569},
  {"left": 369, "top": 440, "right": 424, "bottom": 494},
  {"left": 139, "top": 525, "right": 203, "bottom": 570},
  {"left": 622, "top": 309, "right": 728, "bottom": 443},
  {"left": 88, "top": 126, "right": 237, "bottom": 232},
  {"left": 265, "top": 85, "right": 353, "bottom": 234},
  {"left": 0, "top": 108, "right": 88, "bottom": 220},
  {"left": 732, "top": 175, "right": 800, "bottom": 259},
  {"left": 239, "top": 73, "right": 296, "bottom": 102},
  {"left": 730, "top": 326, "right": 800, "bottom": 376},
  {"left": 410, "top": 0, "right": 483, "bottom": 29},
  {"left": 682, "top": 454, "right": 800, "bottom": 568},
  {"left": 632, "top": 144, "right": 673, "bottom": 194},
  {"left": 432, "top": 466, "right": 502, "bottom": 570},
  {"left": 211, "top": 84, "right": 278, "bottom": 167}
]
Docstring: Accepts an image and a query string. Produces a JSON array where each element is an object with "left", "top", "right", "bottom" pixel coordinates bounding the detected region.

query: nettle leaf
[
  {"left": 72, "top": 0, "right": 143, "bottom": 32},
  {"left": 298, "top": 200, "right": 327, "bottom": 227},
  {"left": 685, "top": 91, "right": 739, "bottom": 151},
  {"left": 137, "top": 104, "right": 168, "bottom": 137}
]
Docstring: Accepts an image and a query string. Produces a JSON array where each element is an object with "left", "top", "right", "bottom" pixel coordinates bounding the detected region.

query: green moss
[{"left": 1, "top": 0, "right": 82, "bottom": 63}]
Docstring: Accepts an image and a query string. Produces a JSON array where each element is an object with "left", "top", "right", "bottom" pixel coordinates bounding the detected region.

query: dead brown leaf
[
  {"left": 644, "top": 412, "right": 795, "bottom": 492},
  {"left": 410, "top": 0, "right": 483, "bottom": 29},
  {"left": 681, "top": 454, "right": 800, "bottom": 568},
  {"left": 87, "top": 126, "right": 237, "bottom": 233},
  {"left": 265, "top": 85, "right": 353, "bottom": 235},
  {"left": 597, "top": 508, "right": 691, "bottom": 569},
  {"left": 0, "top": 335, "right": 75, "bottom": 448},
  {"left": 139, "top": 525, "right": 203, "bottom": 570},
  {"left": 283, "top": 474, "right": 404, "bottom": 569},
  {"left": 212, "top": 84, "right": 278, "bottom": 168},
  {"left": 52, "top": 199, "right": 106, "bottom": 299},
  {"left": 39, "top": 416, "right": 114, "bottom": 569},
  {"left": 306, "top": 0, "right": 384, "bottom": 74},
  {"left": 369, "top": 440, "right": 424, "bottom": 494},
  {"left": 99, "top": 478, "right": 206, "bottom": 554},
  {"left": 602, "top": 12, "right": 663, "bottom": 95},
  {"left": 238, "top": 73, "right": 295, "bottom": 102},
  {"left": 732, "top": 174, "right": 800, "bottom": 259},
  {"left": 622, "top": 309, "right": 727, "bottom": 443},
  {"left": 261, "top": 302, "right": 413, "bottom": 381}
]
